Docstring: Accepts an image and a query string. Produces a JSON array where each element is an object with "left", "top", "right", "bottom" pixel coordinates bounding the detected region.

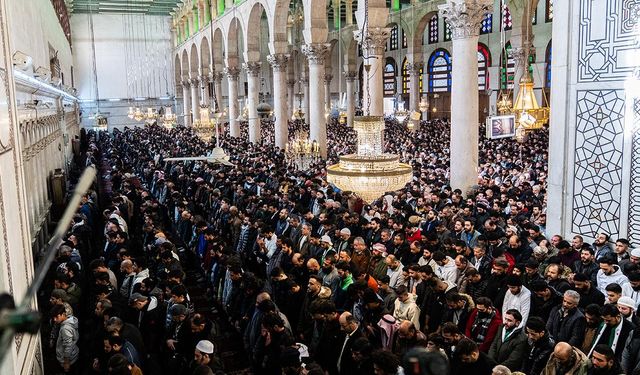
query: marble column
[
  {"left": 213, "top": 72, "right": 223, "bottom": 111},
  {"left": 344, "top": 71, "right": 357, "bottom": 127},
  {"left": 407, "top": 62, "right": 423, "bottom": 113},
  {"left": 200, "top": 75, "right": 210, "bottom": 108},
  {"left": 355, "top": 28, "right": 389, "bottom": 116},
  {"left": 243, "top": 62, "right": 261, "bottom": 143},
  {"left": 268, "top": 54, "right": 289, "bottom": 149},
  {"left": 439, "top": 0, "right": 492, "bottom": 193},
  {"left": 302, "top": 43, "right": 330, "bottom": 158},
  {"left": 224, "top": 66, "right": 240, "bottom": 137},
  {"left": 301, "top": 77, "right": 310, "bottom": 125},
  {"left": 182, "top": 79, "right": 191, "bottom": 126},
  {"left": 286, "top": 79, "right": 296, "bottom": 119},
  {"left": 324, "top": 74, "right": 333, "bottom": 112},
  {"left": 190, "top": 77, "right": 200, "bottom": 122}
]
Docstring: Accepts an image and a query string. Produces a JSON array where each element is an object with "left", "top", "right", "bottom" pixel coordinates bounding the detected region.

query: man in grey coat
[{"left": 52, "top": 304, "right": 79, "bottom": 373}]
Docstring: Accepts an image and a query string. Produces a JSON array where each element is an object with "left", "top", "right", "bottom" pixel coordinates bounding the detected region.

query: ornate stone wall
[{"left": 548, "top": 0, "right": 640, "bottom": 245}]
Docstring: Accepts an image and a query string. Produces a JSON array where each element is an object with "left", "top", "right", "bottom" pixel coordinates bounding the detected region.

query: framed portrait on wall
[{"left": 486, "top": 115, "right": 516, "bottom": 139}]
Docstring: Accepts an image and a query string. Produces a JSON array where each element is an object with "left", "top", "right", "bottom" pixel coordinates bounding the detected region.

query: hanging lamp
[{"left": 327, "top": 0, "right": 412, "bottom": 203}]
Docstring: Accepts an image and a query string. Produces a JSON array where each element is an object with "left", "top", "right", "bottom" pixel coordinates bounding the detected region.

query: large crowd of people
[{"left": 41, "top": 117, "right": 640, "bottom": 375}]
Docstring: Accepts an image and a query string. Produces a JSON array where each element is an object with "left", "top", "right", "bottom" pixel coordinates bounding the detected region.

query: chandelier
[
  {"left": 145, "top": 107, "right": 156, "bottom": 120},
  {"left": 327, "top": 116, "right": 412, "bottom": 203},
  {"left": 193, "top": 105, "right": 214, "bottom": 142},
  {"left": 512, "top": 75, "right": 549, "bottom": 130},
  {"left": 163, "top": 106, "right": 177, "bottom": 129},
  {"left": 285, "top": 131, "right": 319, "bottom": 170},
  {"left": 127, "top": 106, "right": 135, "bottom": 119},
  {"left": 418, "top": 96, "right": 429, "bottom": 113},
  {"left": 133, "top": 107, "right": 144, "bottom": 122}
]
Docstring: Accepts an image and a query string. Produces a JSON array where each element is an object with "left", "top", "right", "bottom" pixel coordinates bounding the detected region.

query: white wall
[
  {"left": 6, "top": 0, "right": 73, "bottom": 86},
  {"left": 71, "top": 14, "right": 175, "bottom": 100}
]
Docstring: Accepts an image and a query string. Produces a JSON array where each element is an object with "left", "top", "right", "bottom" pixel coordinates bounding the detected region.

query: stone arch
[
  {"left": 200, "top": 37, "right": 211, "bottom": 74},
  {"left": 212, "top": 27, "right": 224, "bottom": 72},
  {"left": 189, "top": 43, "right": 199, "bottom": 77},
  {"left": 325, "top": 38, "right": 339, "bottom": 72},
  {"left": 343, "top": 37, "right": 358, "bottom": 72},
  {"left": 181, "top": 49, "right": 190, "bottom": 79},
  {"left": 411, "top": 8, "right": 440, "bottom": 62},
  {"left": 225, "top": 17, "right": 244, "bottom": 67},
  {"left": 301, "top": 0, "right": 329, "bottom": 44},
  {"left": 245, "top": 2, "right": 269, "bottom": 62},
  {"left": 175, "top": 54, "right": 182, "bottom": 88},
  {"left": 271, "top": 0, "right": 292, "bottom": 53}
]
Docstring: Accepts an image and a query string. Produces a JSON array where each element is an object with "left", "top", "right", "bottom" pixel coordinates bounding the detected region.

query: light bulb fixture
[
  {"left": 127, "top": 106, "right": 135, "bottom": 119},
  {"left": 512, "top": 75, "right": 549, "bottom": 130}
]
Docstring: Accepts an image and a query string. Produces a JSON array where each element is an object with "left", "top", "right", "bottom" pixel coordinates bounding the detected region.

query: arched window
[
  {"left": 428, "top": 15, "right": 438, "bottom": 44},
  {"left": 390, "top": 25, "right": 398, "bottom": 50},
  {"left": 384, "top": 58, "right": 397, "bottom": 97},
  {"left": 477, "top": 43, "right": 491, "bottom": 91},
  {"left": 401, "top": 58, "right": 423, "bottom": 94},
  {"left": 444, "top": 21, "right": 452, "bottom": 41},
  {"left": 502, "top": 3, "right": 512, "bottom": 31},
  {"left": 545, "top": 40, "right": 552, "bottom": 89},
  {"left": 428, "top": 49, "right": 452, "bottom": 93},
  {"left": 402, "top": 28, "right": 407, "bottom": 48},
  {"left": 402, "top": 58, "right": 410, "bottom": 94},
  {"left": 481, "top": 13, "right": 493, "bottom": 34},
  {"left": 501, "top": 42, "right": 536, "bottom": 90},
  {"left": 546, "top": 0, "right": 554, "bottom": 22},
  {"left": 500, "top": 42, "right": 515, "bottom": 90}
]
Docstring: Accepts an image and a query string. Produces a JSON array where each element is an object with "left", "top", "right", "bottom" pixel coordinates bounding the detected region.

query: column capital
[
  {"left": 343, "top": 71, "right": 357, "bottom": 81},
  {"left": 212, "top": 72, "right": 224, "bottom": 83},
  {"left": 189, "top": 77, "right": 199, "bottom": 87},
  {"left": 223, "top": 66, "right": 240, "bottom": 80},
  {"left": 267, "top": 54, "right": 290, "bottom": 72},
  {"left": 181, "top": 79, "right": 191, "bottom": 88},
  {"left": 286, "top": 79, "right": 297, "bottom": 86},
  {"left": 354, "top": 27, "right": 390, "bottom": 56},
  {"left": 439, "top": 0, "right": 493, "bottom": 40},
  {"left": 406, "top": 62, "right": 423, "bottom": 76},
  {"left": 301, "top": 43, "right": 330, "bottom": 66},
  {"left": 323, "top": 74, "right": 333, "bottom": 84},
  {"left": 242, "top": 61, "right": 262, "bottom": 77},
  {"left": 199, "top": 75, "right": 208, "bottom": 85}
]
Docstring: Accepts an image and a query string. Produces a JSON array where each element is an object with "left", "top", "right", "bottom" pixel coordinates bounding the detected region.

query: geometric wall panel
[
  {"left": 629, "top": 98, "right": 640, "bottom": 245},
  {"left": 573, "top": 90, "right": 625, "bottom": 238},
  {"left": 578, "top": 0, "right": 640, "bottom": 82}
]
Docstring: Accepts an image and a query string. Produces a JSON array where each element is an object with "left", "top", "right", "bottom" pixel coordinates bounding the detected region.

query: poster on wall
[{"left": 486, "top": 115, "right": 516, "bottom": 139}]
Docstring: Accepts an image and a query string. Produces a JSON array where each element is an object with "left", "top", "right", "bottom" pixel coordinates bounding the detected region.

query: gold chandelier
[
  {"left": 163, "top": 106, "right": 177, "bottom": 129},
  {"left": 133, "top": 107, "right": 144, "bottom": 122},
  {"left": 127, "top": 106, "right": 135, "bottom": 119},
  {"left": 513, "top": 75, "right": 549, "bottom": 130},
  {"left": 193, "top": 105, "right": 214, "bottom": 142},
  {"left": 285, "top": 131, "right": 319, "bottom": 169},
  {"left": 327, "top": 116, "right": 413, "bottom": 203}
]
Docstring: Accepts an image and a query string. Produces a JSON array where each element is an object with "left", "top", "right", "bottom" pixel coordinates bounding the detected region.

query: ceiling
[{"left": 66, "top": 0, "right": 184, "bottom": 15}]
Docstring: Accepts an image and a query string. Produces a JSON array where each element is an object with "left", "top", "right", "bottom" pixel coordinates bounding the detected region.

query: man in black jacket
[
  {"left": 588, "top": 303, "right": 635, "bottom": 361},
  {"left": 521, "top": 316, "right": 555, "bottom": 375},
  {"left": 453, "top": 338, "right": 497, "bottom": 375},
  {"left": 573, "top": 273, "right": 605, "bottom": 308},
  {"left": 546, "top": 290, "right": 586, "bottom": 346}
]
